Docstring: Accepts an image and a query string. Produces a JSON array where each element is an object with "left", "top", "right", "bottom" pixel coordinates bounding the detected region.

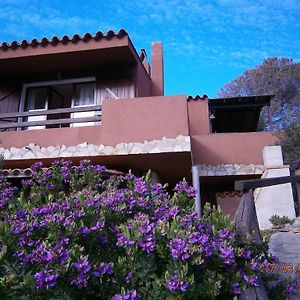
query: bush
[
  {"left": 269, "top": 215, "right": 293, "bottom": 227},
  {"left": 0, "top": 160, "right": 296, "bottom": 299}
]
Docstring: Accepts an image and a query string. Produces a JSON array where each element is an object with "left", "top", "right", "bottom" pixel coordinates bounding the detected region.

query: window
[
  {"left": 20, "top": 77, "right": 97, "bottom": 130},
  {"left": 19, "top": 77, "right": 135, "bottom": 130}
]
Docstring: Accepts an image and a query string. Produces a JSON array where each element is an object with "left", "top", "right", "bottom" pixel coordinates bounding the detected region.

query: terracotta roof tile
[
  {"left": 0, "top": 29, "right": 128, "bottom": 51},
  {"left": 187, "top": 95, "right": 208, "bottom": 101}
]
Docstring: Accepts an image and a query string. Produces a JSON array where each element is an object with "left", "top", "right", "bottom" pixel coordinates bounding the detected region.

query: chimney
[{"left": 151, "top": 42, "right": 164, "bottom": 96}]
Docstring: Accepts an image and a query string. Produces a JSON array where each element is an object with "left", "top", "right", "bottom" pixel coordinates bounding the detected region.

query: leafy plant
[
  {"left": 269, "top": 215, "right": 293, "bottom": 227},
  {"left": 0, "top": 160, "right": 297, "bottom": 299}
]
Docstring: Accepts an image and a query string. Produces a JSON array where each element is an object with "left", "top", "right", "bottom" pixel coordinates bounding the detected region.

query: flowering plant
[{"left": 0, "top": 160, "right": 295, "bottom": 299}]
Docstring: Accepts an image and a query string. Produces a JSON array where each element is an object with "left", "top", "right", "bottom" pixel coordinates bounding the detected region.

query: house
[{"left": 0, "top": 29, "right": 296, "bottom": 229}]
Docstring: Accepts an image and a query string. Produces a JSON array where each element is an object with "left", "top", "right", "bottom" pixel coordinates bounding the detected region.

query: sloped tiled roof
[{"left": 0, "top": 29, "right": 128, "bottom": 51}]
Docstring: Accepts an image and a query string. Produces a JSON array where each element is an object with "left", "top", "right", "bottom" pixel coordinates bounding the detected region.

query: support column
[{"left": 192, "top": 165, "right": 201, "bottom": 217}]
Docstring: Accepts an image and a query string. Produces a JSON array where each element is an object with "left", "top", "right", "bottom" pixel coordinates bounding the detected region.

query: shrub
[
  {"left": 269, "top": 215, "right": 293, "bottom": 227},
  {"left": 0, "top": 160, "right": 296, "bottom": 299}
]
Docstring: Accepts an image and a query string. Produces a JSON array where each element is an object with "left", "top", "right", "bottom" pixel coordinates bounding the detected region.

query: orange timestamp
[{"left": 266, "top": 262, "right": 300, "bottom": 273}]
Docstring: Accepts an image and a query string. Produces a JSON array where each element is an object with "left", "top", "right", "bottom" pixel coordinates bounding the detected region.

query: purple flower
[
  {"left": 124, "top": 272, "right": 133, "bottom": 282},
  {"left": 47, "top": 183, "right": 57, "bottom": 190},
  {"left": 93, "top": 263, "right": 113, "bottom": 277},
  {"left": 116, "top": 233, "right": 135, "bottom": 247},
  {"left": 231, "top": 282, "right": 241, "bottom": 295},
  {"left": 111, "top": 290, "right": 139, "bottom": 300},
  {"left": 71, "top": 272, "right": 89, "bottom": 288},
  {"left": 34, "top": 269, "right": 58, "bottom": 289},
  {"left": 168, "top": 238, "right": 190, "bottom": 261},
  {"left": 90, "top": 221, "right": 105, "bottom": 231},
  {"left": 73, "top": 258, "right": 91, "bottom": 273},
  {"left": 250, "top": 262, "right": 260, "bottom": 270},
  {"left": 218, "top": 229, "right": 234, "bottom": 239},
  {"left": 134, "top": 178, "right": 148, "bottom": 195},
  {"left": 243, "top": 274, "right": 259, "bottom": 287},
  {"left": 80, "top": 227, "right": 90, "bottom": 235},
  {"left": 139, "top": 223, "right": 154, "bottom": 234},
  {"left": 167, "top": 274, "right": 189, "bottom": 292},
  {"left": 175, "top": 180, "right": 196, "bottom": 198},
  {"left": 220, "top": 245, "right": 235, "bottom": 266},
  {"left": 57, "top": 248, "right": 69, "bottom": 265},
  {"left": 241, "top": 248, "right": 252, "bottom": 260},
  {"left": 139, "top": 235, "right": 155, "bottom": 253},
  {"left": 286, "top": 280, "right": 300, "bottom": 298}
]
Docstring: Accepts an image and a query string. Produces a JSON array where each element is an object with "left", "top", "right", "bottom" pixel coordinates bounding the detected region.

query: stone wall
[
  {"left": 0, "top": 135, "right": 191, "bottom": 160},
  {"left": 195, "top": 163, "right": 265, "bottom": 176}
]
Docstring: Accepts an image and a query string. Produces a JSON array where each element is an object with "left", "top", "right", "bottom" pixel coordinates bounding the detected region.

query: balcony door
[
  {"left": 71, "top": 82, "right": 97, "bottom": 127},
  {"left": 26, "top": 86, "right": 64, "bottom": 130},
  {"left": 20, "top": 77, "right": 96, "bottom": 130}
]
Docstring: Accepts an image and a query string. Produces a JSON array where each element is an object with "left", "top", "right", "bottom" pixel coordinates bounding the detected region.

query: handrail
[
  {"left": 0, "top": 116, "right": 101, "bottom": 129},
  {"left": 235, "top": 175, "right": 300, "bottom": 192},
  {"left": 0, "top": 105, "right": 101, "bottom": 119},
  {"left": 0, "top": 105, "right": 102, "bottom": 129}
]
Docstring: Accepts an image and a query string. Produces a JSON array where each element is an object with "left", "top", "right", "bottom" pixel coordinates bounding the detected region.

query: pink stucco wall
[
  {"left": 0, "top": 95, "right": 189, "bottom": 148},
  {"left": 187, "top": 99, "right": 210, "bottom": 135},
  {"left": 191, "top": 132, "right": 278, "bottom": 165},
  {"left": 0, "top": 95, "right": 279, "bottom": 167}
]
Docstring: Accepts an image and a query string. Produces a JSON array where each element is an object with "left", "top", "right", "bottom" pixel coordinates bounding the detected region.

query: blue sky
[{"left": 0, "top": 0, "right": 299, "bottom": 97}]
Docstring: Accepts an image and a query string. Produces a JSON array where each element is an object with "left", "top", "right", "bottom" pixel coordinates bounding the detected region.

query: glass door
[
  {"left": 71, "top": 82, "right": 96, "bottom": 127},
  {"left": 26, "top": 87, "right": 48, "bottom": 130}
]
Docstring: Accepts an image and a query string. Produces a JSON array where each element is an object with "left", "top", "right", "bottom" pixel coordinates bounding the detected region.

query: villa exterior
[{"left": 0, "top": 29, "right": 296, "bottom": 229}]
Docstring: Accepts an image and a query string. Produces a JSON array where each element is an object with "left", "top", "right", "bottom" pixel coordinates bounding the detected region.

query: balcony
[{"left": 0, "top": 105, "right": 102, "bottom": 131}]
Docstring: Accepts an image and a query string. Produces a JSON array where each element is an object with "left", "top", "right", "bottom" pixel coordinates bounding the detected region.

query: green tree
[
  {"left": 217, "top": 57, "right": 300, "bottom": 130},
  {"left": 279, "top": 123, "right": 300, "bottom": 164}
]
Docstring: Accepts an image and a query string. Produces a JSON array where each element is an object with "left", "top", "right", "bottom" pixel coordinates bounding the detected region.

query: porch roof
[
  {"left": 0, "top": 29, "right": 143, "bottom": 76},
  {"left": 208, "top": 95, "right": 273, "bottom": 133}
]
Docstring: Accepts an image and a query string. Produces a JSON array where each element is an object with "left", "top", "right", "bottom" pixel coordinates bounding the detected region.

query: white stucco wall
[{"left": 255, "top": 146, "right": 296, "bottom": 230}]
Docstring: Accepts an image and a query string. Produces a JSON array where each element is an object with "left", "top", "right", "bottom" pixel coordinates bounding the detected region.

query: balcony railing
[{"left": 0, "top": 105, "right": 102, "bottom": 130}]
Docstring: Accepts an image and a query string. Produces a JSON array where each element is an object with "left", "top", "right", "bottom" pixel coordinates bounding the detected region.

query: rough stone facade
[
  {"left": 195, "top": 163, "right": 265, "bottom": 176},
  {"left": 0, "top": 135, "right": 191, "bottom": 160}
]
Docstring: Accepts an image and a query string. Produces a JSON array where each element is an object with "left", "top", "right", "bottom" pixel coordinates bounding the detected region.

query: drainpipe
[{"left": 192, "top": 165, "right": 201, "bottom": 217}]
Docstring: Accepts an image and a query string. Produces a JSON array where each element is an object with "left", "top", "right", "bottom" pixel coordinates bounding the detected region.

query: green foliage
[
  {"left": 278, "top": 123, "right": 300, "bottom": 164},
  {"left": 202, "top": 203, "right": 234, "bottom": 233},
  {"left": 0, "top": 160, "right": 296, "bottom": 299},
  {"left": 269, "top": 215, "right": 293, "bottom": 227}
]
